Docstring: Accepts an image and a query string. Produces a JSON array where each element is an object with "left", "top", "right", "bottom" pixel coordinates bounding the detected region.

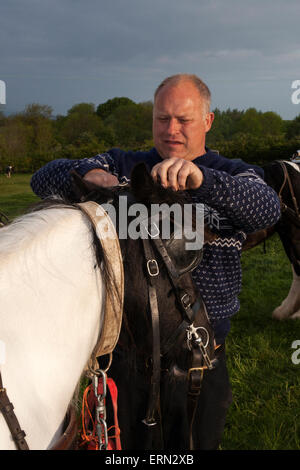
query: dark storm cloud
[{"left": 1, "top": 0, "right": 300, "bottom": 117}]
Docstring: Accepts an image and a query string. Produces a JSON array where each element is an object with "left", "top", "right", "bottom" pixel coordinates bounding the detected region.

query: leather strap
[
  {"left": 50, "top": 405, "right": 78, "bottom": 450},
  {"left": 0, "top": 372, "right": 29, "bottom": 450},
  {"left": 277, "top": 161, "right": 300, "bottom": 227},
  {"left": 142, "top": 239, "right": 161, "bottom": 426},
  {"left": 77, "top": 201, "right": 124, "bottom": 370}
]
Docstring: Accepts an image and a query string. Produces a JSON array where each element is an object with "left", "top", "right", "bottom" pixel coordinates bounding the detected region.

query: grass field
[
  {"left": 1, "top": 173, "right": 300, "bottom": 450},
  {"left": 0, "top": 173, "right": 39, "bottom": 219},
  {"left": 224, "top": 237, "right": 300, "bottom": 450}
]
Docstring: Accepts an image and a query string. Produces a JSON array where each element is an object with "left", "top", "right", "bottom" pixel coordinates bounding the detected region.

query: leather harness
[
  {"left": 139, "top": 214, "right": 219, "bottom": 449},
  {"left": 277, "top": 161, "right": 300, "bottom": 227}
]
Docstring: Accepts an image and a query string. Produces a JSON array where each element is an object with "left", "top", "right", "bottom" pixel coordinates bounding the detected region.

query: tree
[
  {"left": 236, "top": 108, "right": 263, "bottom": 136},
  {"left": 59, "top": 110, "right": 102, "bottom": 145},
  {"left": 0, "top": 117, "right": 32, "bottom": 164},
  {"left": 286, "top": 114, "right": 300, "bottom": 139},
  {"left": 22, "top": 103, "right": 53, "bottom": 120},
  {"left": 104, "top": 101, "right": 153, "bottom": 147},
  {"left": 67, "top": 103, "right": 95, "bottom": 115},
  {"left": 260, "top": 111, "right": 284, "bottom": 137},
  {"left": 96, "top": 97, "right": 136, "bottom": 120}
]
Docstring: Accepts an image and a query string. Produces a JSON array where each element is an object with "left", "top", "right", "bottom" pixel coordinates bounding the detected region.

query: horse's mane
[
  {"left": 0, "top": 198, "right": 113, "bottom": 304},
  {"left": 0, "top": 200, "right": 78, "bottom": 257}
]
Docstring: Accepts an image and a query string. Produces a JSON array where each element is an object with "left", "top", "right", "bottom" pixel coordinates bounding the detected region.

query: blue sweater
[{"left": 30, "top": 148, "right": 281, "bottom": 344}]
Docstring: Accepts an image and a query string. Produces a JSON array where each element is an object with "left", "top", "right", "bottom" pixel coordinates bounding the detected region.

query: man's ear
[{"left": 205, "top": 112, "right": 214, "bottom": 133}]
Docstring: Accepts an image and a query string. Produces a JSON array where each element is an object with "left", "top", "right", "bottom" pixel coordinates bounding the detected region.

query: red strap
[
  {"left": 106, "top": 378, "right": 122, "bottom": 450},
  {"left": 82, "top": 376, "right": 122, "bottom": 450}
]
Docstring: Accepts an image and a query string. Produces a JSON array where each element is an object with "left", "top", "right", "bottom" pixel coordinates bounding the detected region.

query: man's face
[{"left": 153, "top": 81, "right": 214, "bottom": 161}]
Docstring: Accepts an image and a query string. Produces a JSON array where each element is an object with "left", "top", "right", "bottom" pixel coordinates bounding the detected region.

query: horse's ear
[
  {"left": 69, "top": 170, "right": 99, "bottom": 201},
  {"left": 130, "top": 163, "right": 156, "bottom": 199}
]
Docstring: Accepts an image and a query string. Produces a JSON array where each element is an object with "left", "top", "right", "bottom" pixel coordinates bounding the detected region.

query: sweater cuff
[
  {"left": 188, "top": 165, "right": 215, "bottom": 201},
  {"left": 73, "top": 159, "right": 109, "bottom": 178}
]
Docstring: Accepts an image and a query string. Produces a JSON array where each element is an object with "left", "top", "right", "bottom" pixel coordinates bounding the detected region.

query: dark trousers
[
  {"left": 191, "top": 344, "right": 232, "bottom": 449},
  {"left": 160, "top": 344, "right": 232, "bottom": 450}
]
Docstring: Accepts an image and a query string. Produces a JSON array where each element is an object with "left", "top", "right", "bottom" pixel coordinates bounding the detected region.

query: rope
[{"left": 79, "top": 379, "right": 122, "bottom": 450}]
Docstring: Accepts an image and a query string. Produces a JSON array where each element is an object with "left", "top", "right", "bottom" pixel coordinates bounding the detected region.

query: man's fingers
[
  {"left": 151, "top": 158, "right": 199, "bottom": 191},
  {"left": 151, "top": 158, "right": 182, "bottom": 190}
]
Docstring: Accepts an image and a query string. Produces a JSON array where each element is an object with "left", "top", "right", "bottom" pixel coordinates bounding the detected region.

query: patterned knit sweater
[{"left": 30, "top": 148, "right": 281, "bottom": 344}]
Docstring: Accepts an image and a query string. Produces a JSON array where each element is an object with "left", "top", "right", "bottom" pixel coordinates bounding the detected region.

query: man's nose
[{"left": 166, "top": 118, "right": 180, "bottom": 135}]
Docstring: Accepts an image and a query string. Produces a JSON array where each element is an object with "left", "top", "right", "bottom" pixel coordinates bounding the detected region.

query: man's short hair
[{"left": 154, "top": 74, "right": 211, "bottom": 114}]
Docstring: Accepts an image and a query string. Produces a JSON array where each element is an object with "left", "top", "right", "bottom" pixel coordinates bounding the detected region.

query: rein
[{"left": 0, "top": 373, "right": 29, "bottom": 450}]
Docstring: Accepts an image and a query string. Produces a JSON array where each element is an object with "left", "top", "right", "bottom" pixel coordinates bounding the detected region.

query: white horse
[{"left": 0, "top": 202, "right": 122, "bottom": 450}]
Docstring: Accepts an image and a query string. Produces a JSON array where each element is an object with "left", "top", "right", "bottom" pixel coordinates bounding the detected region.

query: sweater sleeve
[
  {"left": 189, "top": 166, "right": 281, "bottom": 235},
  {"left": 30, "top": 153, "right": 119, "bottom": 199}
]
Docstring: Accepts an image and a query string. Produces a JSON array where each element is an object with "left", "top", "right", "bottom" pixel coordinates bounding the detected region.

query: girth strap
[{"left": 0, "top": 372, "right": 29, "bottom": 450}]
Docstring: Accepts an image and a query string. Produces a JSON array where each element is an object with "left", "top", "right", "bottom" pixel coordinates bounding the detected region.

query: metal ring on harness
[{"left": 88, "top": 352, "right": 113, "bottom": 377}]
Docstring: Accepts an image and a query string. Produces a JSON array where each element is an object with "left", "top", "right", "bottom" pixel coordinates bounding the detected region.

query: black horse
[
  {"left": 71, "top": 162, "right": 222, "bottom": 450},
  {"left": 72, "top": 158, "right": 300, "bottom": 449}
]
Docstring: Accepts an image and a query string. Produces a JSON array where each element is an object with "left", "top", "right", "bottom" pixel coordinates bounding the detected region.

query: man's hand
[
  {"left": 83, "top": 168, "right": 119, "bottom": 187},
  {"left": 151, "top": 158, "right": 203, "bottom": 191}
]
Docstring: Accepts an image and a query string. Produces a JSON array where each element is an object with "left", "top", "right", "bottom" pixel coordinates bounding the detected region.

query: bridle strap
[
  {"left": 141, "top": 234, "right": 216, "bottom": 446},
  {"left": 150, "top": 236, "right": 181, "bottom": 278},
  {"left": 187, "top": 347, "right": 205, "bottom": 450},
  {"left": 161, "top": 299, "right": 201, "bottom": 356},
  {"left": 141, "top": 238, "right": 162, "bottom": 427},
  {"left": 0, "top": 372, "right": 29, "bottom": 450}
]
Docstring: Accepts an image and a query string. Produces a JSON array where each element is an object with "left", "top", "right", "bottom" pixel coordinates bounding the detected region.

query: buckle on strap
[
  {"left": 181, "top": 293, "right": 191, "bottom": 310},
  {"left": 147, "top": 259, "right": 159, "bottom": 276},
  {"left": 188, "top": 367, "right": 205, "bottom": 394}
]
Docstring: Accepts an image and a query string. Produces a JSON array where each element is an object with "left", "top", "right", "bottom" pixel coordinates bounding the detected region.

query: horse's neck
[{"left": 0, "top": 208, "right": 104, "bottom": 449}]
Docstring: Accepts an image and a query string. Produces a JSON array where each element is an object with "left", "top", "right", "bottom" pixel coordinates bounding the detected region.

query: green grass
[
  {"left": 223, "top": 236, "right": 300, "bottom": 450},
  {"left": 1, "top": 175, "right": 300, "bottom": 449},
  {"left": 0, "top": 173, "right": 39, "bottom": 219}
]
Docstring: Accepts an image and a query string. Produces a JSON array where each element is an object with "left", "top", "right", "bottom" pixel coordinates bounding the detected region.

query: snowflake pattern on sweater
[{"left": 30, "top": 148, "right": 281, "bottom": 343}]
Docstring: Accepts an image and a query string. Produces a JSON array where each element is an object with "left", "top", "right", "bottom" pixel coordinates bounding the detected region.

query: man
[
  {"left": 31, "top": 74, "right": 281, "bottom": 449},
  {"left": 5, "top": 165, "right": 13, "bottom": 178}
]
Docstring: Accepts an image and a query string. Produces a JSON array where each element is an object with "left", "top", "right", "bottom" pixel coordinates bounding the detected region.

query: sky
[{"left": 1, "top": 0, "right": 300, "bottom": 120}]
